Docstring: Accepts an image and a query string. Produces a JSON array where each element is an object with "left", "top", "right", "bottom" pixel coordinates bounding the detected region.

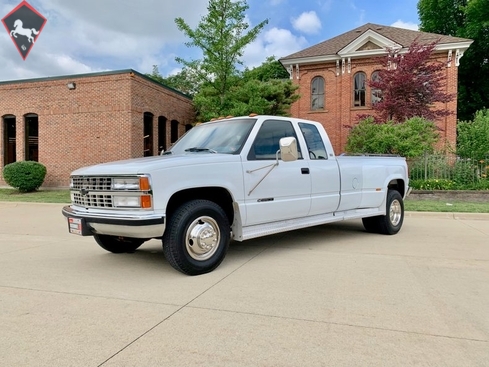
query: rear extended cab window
[{"left": 299, "top": 122, "right": 328, "bottom": 160}]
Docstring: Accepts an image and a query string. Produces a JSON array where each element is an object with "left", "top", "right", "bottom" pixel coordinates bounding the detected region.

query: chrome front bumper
[{"left": 62, "top": 206, "right": 165, "bottom": 238}]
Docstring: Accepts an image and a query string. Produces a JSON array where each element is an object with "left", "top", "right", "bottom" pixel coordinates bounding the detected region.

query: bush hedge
[{"left": 2, "top": 161, "right": 47, "bottom": 192}]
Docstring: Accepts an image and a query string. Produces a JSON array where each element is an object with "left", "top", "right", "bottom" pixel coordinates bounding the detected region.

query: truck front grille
[
  {"left": 72, "top": 192, "right": 113, "bottom": 208},
  {"left": 71, "top": 176, "right": 112, "bottom": 191}
]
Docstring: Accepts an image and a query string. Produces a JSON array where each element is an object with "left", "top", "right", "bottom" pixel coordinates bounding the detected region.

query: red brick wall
[
  {"left": 290, "top": 52, "right": 458, "bottom": 154},
  {"left": 0, "top": 71, "right": 195, "bottom": 188}
]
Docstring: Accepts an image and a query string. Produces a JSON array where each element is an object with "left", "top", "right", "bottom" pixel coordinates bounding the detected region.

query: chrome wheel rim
[
  {"left": 389, "top": 199, "right": 402, "bottom": 226},
  {"left": 185, "top": 216, "right": 220, "bottom": 261}
]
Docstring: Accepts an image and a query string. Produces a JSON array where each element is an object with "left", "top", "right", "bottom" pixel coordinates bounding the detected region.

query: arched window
[
  {"left": 2, "top": 115, "right": 16, "bottom": 166},
  {"left": 311, "top": 76, "right": 325, "bottom": 110},
  {"left": 371, "top": 71, "right": 382, "bottom": 106},
  {"left": 25, "top": 113, "right": 38, "bottom": 161},
  {"left": 353, "top": 72, "right": 366, "bottom": 107},
  {"left": 143, "top": 112, "right": 154, "bottom": 157},
  {"left": 158, "top": 116, "right": 167, "bottom": 154},
  {"left": 170, "top": 120, "right": 179, "bottom": 143}
]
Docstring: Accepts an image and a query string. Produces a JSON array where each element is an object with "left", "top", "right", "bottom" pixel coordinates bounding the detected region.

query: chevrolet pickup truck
[{"left": 62, "top": 115, "right": 409, "bottom": 275}]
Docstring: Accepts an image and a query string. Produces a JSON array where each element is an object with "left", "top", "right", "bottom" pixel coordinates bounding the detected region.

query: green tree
[
  {"left": 231, "top": 56, "right": 298, "bottom": 117},
  {"left": 146, "top": 65, "right": 199, "bottom": 96},
  {"left": 457, "top": 109, "right": 489, "bottom": 160},
  {"left": 175, "top": 0, "right": 268, "bottom": 115},
  {"left": 241, "top": 56, "right": 290, "bottom": 81},
  {"left": 228, "top": 78, "right": 299, "bottom": 117},
  {"left": 191, "top": 57, "right": 299, "bottom": 121},
  {"left": 418, "top": 0, "right": 489, "bottom": 120},
  {"left": 417, "top": 0, "right": 467, "bottom": 36}
]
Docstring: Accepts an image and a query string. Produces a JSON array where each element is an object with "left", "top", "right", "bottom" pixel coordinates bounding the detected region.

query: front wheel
[
  {"left": 94, "top": 234, "right": 145, "bottom": 253},
  {"left": 163, "top": 200, "right": 230, "bottom": 275},
  {"left": 362, "top": 189, "right": 404, "bottom": 235}
]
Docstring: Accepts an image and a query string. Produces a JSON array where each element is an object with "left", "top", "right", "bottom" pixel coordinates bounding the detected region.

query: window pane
[
  {"left": 3, "top": 116, "right": 16, "bottom": 165},
  {"left": 311, "top": 76, "right": 325, "bottom": 110},
  {"left": 299, "top": 123, "right": 328, "bottom": 159},
  {"left": 371, "top": 71, "right": 382, "bottom": 105},
  {"left": 25, "top": 114, "right": 38, "bottom": 161},
  {"left": 354, "top": 72, "right": 366, "bottom": 107},
  {"left": 169, "top": 118, "right": 256, "bottom": 155},
  {"left": 248, "top": 120, "right": 302, "bottom": 160}
]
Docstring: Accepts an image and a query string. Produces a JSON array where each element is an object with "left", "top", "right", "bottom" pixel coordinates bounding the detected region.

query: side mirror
[{"left": 279, "top": 137, "right": 298, "bottom": 162}]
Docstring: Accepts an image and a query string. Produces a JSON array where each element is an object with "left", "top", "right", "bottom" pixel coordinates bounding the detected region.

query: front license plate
[{"left": 68, "top": 217, "right": 83, "bottom": 235}]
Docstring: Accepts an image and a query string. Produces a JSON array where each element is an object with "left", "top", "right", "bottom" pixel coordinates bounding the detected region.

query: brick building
[
  {"left": 280, "top": 23, "right": 473, "bottom": 153},
  {"left": 0, "top": 69, "right": 195, "bottom": 187}
]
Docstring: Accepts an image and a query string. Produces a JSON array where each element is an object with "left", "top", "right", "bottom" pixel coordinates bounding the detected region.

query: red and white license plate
[{"left": 68, "top": 217, "right": 83, "bottom": 235}]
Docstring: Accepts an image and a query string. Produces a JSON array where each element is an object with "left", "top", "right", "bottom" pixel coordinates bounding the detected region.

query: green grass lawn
[
  {"left": 0, "top": 188, "right": 488, "bottom": 213},
  {"left": 405, "top": 199, "right": 489, "bottom": 213},
  {"left": 0, "top": 188, "right": 70, "bottom": 203}
]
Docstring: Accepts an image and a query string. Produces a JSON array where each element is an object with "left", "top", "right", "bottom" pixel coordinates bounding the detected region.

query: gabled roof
[{"left": 280, "top": 23, "right": 472, "bottom": 65}]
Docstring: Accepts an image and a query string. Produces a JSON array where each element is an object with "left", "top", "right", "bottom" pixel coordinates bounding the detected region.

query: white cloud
[
  {"left": 391, "top": 20, "right": 419, "bottom": 31},
  {"left": 291, "top": 11, "right": 322, "bottom": 35},
  {"left": 0, "top": 0, "right": 208, "bottom": 80},
  {"left": 243, "top": 27, "right": 308, "bottom": 68}
]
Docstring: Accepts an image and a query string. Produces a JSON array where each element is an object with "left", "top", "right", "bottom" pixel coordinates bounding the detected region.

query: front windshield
[{"left": 167, "top": 118, "right": 257, "bottom": 155}]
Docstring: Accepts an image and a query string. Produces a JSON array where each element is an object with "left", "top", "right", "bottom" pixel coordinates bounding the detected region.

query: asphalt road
[{"left": 0, "top": 202, "right": 488, "bottom": 367}]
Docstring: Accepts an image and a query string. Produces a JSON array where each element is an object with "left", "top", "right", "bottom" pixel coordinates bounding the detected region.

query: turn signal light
[
  {"left": 139, "top": 177, "right": 150, "bottom": 191},
  {"left": 141, "top": 195, "right": 152, "bottom": 208}
]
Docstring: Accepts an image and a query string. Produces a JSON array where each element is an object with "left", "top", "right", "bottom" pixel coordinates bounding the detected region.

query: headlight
[
  {"left": 113, "top": 178, "right": 140, "bottom": 190},
  {"left": 113, "top": 196, "right": 141, "bottom": 208}
]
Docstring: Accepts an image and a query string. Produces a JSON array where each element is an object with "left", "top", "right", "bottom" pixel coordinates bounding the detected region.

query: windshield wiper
[
  {"left": 184, "top": 147, "right": 217, "bottom": 153},
  {"left": 162, "top": 151, "right": 172, "bottom": 155}
]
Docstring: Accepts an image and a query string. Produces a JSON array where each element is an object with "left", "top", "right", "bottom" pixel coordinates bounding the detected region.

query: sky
[{"left": 0, "top": 0, "right": 420, "bottom": 82}]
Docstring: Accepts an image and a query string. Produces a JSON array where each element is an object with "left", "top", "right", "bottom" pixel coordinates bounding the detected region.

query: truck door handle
[{"left": 301, "top": 168, "right": 310, "bottom": 174}]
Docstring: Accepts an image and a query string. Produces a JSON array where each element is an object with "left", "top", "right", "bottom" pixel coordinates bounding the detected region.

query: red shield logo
[{"left": 2, "top": 1, "right": 47, "bottom": 60}]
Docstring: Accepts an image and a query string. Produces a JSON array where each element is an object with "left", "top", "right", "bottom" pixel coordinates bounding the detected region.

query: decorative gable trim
[{"left": 338, "top": 29, "right": 401, "bottom": 58}]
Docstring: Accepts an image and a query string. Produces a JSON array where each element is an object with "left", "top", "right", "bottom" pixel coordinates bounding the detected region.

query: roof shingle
[{"left": 280, "top": 23, "right": 472, "bottom": 61}]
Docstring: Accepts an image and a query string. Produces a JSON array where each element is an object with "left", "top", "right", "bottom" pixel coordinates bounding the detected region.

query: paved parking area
[{"left": 0, "top": 202, "right": 488, "bottom": 367}]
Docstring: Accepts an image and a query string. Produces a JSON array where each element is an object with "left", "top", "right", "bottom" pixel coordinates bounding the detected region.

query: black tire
[
  {"left": 362, "top": 216, "right": 380, "bottom": 233},
  {"left": 362, "top": 189, "right": 404, "bottom": 235},
  {"left": 163, "top": 200, "right": 230, "bottom": 276},
  {"left": 94, "top": 234, "right": 145, "bottom": 253}
]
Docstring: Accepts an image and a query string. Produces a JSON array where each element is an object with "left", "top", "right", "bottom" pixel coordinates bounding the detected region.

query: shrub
[
  {"left": 345, "top": 116, "right": 439, "bottom": 158},
  {"left": 408, "top": 154, "right": 453, "bottom": 181},
  {"left": 452, "top": 159, "right": 479, "bottom": 185},
  {"left": 457, "top": 109, "right": 489, "bottom": 160},
  {"left": 409, "top": 179, "right": 455, "bottom": 190},
  {"left": 2, "top": 161, "right": 47, "bottom": 192}
]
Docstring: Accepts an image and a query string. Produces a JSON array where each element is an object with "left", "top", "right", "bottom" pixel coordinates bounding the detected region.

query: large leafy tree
[
  {"left": 418, "top": 0, "right": 489, "bottom": 120},
  {"left": 193, "top": 57, "right": 299, "bottom": 121},
  {"left": 241, "top": 56, "right": 291, "bottom": 81},
  {"left": 146, "top": 65, "right": 199, "bottom": 97},
  {"left": 417, "top": 0, "right": 467, "bottom": 36},
  {"left": 175, "top": 0, "right": 268, "bottom": 116},
  {"left": 368, "top": 40, "right": 453, "bottom": 122}
]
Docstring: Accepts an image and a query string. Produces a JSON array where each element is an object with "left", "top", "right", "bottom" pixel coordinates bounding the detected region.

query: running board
[{"left": 235, "top": 208, "right": 384, "bottom": 241}]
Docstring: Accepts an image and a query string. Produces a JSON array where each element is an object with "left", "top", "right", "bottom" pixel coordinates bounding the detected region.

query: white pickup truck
[{"left": 62, "top": 115, "right": 409, "bottom": 275}]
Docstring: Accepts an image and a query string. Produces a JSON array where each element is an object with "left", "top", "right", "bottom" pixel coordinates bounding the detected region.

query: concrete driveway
[{"left": 0, "top": 202, "right": 488, "bottom": 367}]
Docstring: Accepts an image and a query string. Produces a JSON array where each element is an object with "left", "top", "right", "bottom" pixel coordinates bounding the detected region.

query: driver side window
[{"left": 248, "top": 119, "right": 302, "bottom": 160}]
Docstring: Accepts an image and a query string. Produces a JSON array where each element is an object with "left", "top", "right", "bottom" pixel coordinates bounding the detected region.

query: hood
[{"left": 71, "top": 153, "right": 241, "bottom": 176}]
